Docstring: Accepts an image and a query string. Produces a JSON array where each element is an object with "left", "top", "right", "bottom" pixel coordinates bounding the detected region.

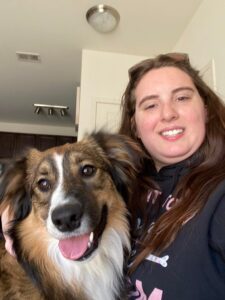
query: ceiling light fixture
[
  {"left": 33, "top": 104, "right": 69, "bottom": 117},
  {"left": 86, "top": 4, "right": 120, "bottom": 33},
  {"left": 34, "top": 106, "right": 41, "bottom": 114},
  {"left": 60, "top": 109, "right": 65, "bottom": 116}
]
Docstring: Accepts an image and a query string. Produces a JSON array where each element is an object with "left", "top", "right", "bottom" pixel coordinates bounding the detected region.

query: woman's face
[{"left": 134, "top": 67, "right": 207, "bottom": 170}]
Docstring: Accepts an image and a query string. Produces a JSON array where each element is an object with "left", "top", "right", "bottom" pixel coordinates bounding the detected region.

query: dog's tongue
[{"left": 58, "top": 234, "right": 90, "bottom": 260}]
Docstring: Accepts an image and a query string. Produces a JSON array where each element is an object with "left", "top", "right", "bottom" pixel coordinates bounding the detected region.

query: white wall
[
  {"left": 174, "top": 0, "right": 225, "bottom": 99},
  {"left": 0, "top": 121, "right": 76, "bottom": 136},
  {"left": 78, "top": 50, "right": 147, "bottom": 140}
]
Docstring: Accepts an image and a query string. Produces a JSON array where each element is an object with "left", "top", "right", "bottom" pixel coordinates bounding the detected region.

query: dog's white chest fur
[{"left": 48, "top": 226, "right": 129, "bottom": 300}]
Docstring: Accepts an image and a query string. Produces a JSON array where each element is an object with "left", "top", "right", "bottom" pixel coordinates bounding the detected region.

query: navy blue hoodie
[{"left": 129, "top": 160, "right": 225, "bottom": 300}]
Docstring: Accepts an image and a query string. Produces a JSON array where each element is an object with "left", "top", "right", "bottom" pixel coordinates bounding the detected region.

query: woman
[{"left": 119, "top": 53, "right": 225, "bottom": 299}]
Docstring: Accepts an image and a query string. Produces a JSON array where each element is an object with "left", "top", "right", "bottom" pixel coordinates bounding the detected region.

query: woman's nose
[{"left": 161, "top": 103, "right": 178, "bottom": 121}]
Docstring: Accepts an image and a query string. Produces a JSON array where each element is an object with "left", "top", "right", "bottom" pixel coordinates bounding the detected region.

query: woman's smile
[{"left": 160, "top": 127, "right": 185, "bottom": 140}]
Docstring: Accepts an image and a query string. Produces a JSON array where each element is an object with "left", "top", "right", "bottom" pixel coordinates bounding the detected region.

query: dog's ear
[
  {"left": 90, "top": 131, "right": 145, "bottom": 200},
  {"left": 0, "top": 154, "right": 31, "bottom": 225}
]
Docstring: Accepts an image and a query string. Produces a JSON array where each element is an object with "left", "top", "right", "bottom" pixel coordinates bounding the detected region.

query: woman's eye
[
  {"left": 144, "top": 103, "right": 157, "bottom": 110},
  {"left": 146, "top": 104, "right": 156, "bottom": 110},
  {"left": 81, "top": 165, "right": 96, "bottom": 177},
  {"left": 37, "top": 179, "right": 51, "bottom": 192},
  {"left": 177, "top": 96, "right": 190, "bottom": 101}
]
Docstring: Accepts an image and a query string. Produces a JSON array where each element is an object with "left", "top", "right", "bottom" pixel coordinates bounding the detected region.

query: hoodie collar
[{"left": 147, "top": 156, "right": 195, "bottom": 201}]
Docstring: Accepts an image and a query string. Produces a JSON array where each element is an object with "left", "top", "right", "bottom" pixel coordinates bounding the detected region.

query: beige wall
[
  {"left": 0, "top": 121, "right": 76, "bottom": 136},
  {"left": 174, "top": 0, "right": 225, "bottom": 100},
  {"left": 78, "top": 49, "right": 147, "bottom": 140}
]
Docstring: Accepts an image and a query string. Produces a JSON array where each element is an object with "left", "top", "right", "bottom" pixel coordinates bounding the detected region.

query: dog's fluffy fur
[{"left": 0, "top": 132, "right": 143, "bottom": 300}]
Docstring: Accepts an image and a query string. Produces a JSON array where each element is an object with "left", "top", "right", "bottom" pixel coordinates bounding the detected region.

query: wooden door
[{"left": 0, "top": 132, "right": 76, "bottom": 159}]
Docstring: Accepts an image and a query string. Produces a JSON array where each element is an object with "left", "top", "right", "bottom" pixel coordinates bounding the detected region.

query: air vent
[{"left": 16, "top": 51, "right": 41, "bottom": 62}]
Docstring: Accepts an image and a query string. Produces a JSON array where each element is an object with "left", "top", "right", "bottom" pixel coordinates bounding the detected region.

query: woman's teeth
[{"left": 161, "top": 129, "right": 184, "bottom": 137}]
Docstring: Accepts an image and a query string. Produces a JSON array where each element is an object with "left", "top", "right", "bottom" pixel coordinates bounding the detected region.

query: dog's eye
[
  {"left": 81, "top": 165, "right": 96, "bottom": 177},
  {"left": 37, "top": 179, "right": 51, "bottom": 192}
]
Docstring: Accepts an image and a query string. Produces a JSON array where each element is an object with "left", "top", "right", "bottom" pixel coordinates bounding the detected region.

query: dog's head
[{"left": 0, "top": 132, "right": 143, "bottom": 262}]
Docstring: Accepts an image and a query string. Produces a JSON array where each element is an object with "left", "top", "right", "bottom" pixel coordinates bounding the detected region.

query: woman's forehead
[{"left": 135, "top": 67, "right": 194, "bottom": 96}]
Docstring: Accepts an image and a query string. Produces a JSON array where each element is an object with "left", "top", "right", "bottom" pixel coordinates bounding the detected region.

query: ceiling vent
[{"left": 16, "top": 51, "right": 41, "bottom": 62}]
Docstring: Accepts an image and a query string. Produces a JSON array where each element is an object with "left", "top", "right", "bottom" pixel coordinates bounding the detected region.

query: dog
[{"left": 0, "top": 131, "right": 143, "bottom": 300}]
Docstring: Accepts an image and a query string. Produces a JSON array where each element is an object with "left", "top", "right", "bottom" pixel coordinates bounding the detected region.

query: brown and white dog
[{"left": 0, "top": 132, "right": 143, "bottom": 300}]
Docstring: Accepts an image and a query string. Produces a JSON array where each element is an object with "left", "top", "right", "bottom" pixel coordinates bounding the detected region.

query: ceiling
[{"left": 0, "top": 0, "right": 203, "bottom": 134}]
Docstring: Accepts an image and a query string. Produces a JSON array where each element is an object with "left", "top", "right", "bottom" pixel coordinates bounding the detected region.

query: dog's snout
[{"left": 51, "top": 203, "right": 83, "bottom": 232}]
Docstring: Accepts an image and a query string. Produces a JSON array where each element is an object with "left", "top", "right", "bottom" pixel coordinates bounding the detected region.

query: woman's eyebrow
[{"left": 172, "top": 86, "right": 194, "bottom": 94}]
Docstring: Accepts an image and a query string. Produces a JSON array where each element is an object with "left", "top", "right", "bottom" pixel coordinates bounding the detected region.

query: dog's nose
[{"left": 51, "top": 203, "right": 83, "bottom": 232}]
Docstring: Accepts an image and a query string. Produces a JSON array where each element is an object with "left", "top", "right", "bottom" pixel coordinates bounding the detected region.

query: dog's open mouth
[{"left": 58, "top": 205, "right": 108, "bottom": 261}]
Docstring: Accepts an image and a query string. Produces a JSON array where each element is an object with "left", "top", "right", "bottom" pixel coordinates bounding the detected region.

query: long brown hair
[{"left": 119, "top": 53, "right": 225, "bottom": 272}]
